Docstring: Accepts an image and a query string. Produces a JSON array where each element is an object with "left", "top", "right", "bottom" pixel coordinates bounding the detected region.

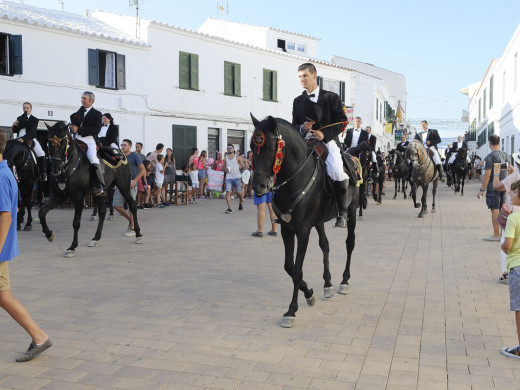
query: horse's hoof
[
  {"left": 90, "top": 215, "right": 97, "bottom": 221},
  {"left": 418, "top": 214, "right": 423, "bottom": 218},
  {"left": 281, "top": 316, "right": 295, "bottom": 328},
  {"left": 324, "top": 286, "right": 334, "bottom": 298},
  {"left": 423, "top": 210, "right": 428, "bottom": 215},
  {"left": 306, "top": 291, "right": 317, "bottom": 306},
  {"left": 393, "top": 196, "right": 396, "bottom": 200},
  {"left": 377, "top": 202, "right": 381, "bottom": 205},
  {"left": 135, "top": 236, "right": 143, "bottom": 244},
  {"left": 431, "top": 209, "right": 436, "bottom": 213},
  {"left": 88, "top": 240, "right": 98, "bottom": 247},
  {"left": 107, "top": 215, "right": 115, "bottom": 221},
  {"left": 23, "top": 225, "right": 32, "bottom": 231},
  {"left": 17, "top": 225, "right": 21, "bottom": 231},
  {"left": 358, "top": 215, "right": 364, "bottom": 221},
  {"left": 64, "top": 250, "right": 75, "bottom": 258},
  {"left": 338, "top": 284, "right": 350, "bottom": 295},
  {"left": 47, "top": 232, "right": 55, "bottom": 242}
]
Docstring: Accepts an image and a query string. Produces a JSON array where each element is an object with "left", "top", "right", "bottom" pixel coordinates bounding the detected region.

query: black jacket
[
  {"left": 344, "top": 128, "right": 369, "bottom": 150},
  {"left": 70, "top": 107, "right": 102, "bottom": 138},
  {"left": 367, "top": 133, "right": 377, "bottom": 152},
  {"left": 292, "top": 87, "right": 347, "bottom": 146},
  {"left": 396, "top": 140, "right": 409, "bottom": 154},
  {"left": 13, "top": 114, "right": 39, "bottom": 141},
  {"left": 415, "top": 129, "right": 441, "bottom": 150},
  {"left": 450, "top": 141, "right": 468, "bottom": 154},
  {"left": 99, "top": 124, "right": 119, "bottom": 147}
]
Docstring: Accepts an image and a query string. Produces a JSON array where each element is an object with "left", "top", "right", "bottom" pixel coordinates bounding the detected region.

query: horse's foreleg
[
  {"left": 340, "top": 202, "right": 357, "bottom": 295},
  {"left": 431, "top": 181, "right": 438, "bottom": 213},
  {"left": 315, "top": 224, "right": 333, "bottom": 297},
  {"left": 38, "top": 192, "right": 63, "bottom": 242},
  {"left": 21, "top": 184, "right": 33, "bottom": 231},
  {"left": 394, "top": 178, "right": 398, "bottom": 199},
  {"left": 65, "top": 197, "right": 85, "bottom": 257},
  {"left": 281, "top": 226, "right": 312, "bottom": 328},
  {"left": 418, "top": 185, "right": 428, "bottom": 218},
  {"left": 91, "top": 195, "right": 107, "bottom": 244}
]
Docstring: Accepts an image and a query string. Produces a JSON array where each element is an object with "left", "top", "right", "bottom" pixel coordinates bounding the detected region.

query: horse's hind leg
[
  {"left": 39, "top": 192, "right": 64, "bottom": 242},
  {"left": 22, "top": 184, "right": 33, "bottom": 231},
  {"left": 340, "top": 200, "right": 357, "bottom": 295},
  {"left": 90, "top": 195, "right": 107, "bottom": 246},
  {"left": 394, "top": 178, "right": 398, "bottom": 199},
  {"left": 64, "top": 196, "right": 86, "bottom": 257},
  {"left": 431, "top": 181, "right": 438, "bottom": 213},
  {"left": 315, "top": 223, "right": 333, "bottom": 298},
  {"left": 90, "top": 195, "right": 98, "bottom": 221},
  {"left": 107, "top": 189, "right": 115, "bottom": 220},
  {"left": 281, "top": 225, "right": 313, "bottom": 328}
]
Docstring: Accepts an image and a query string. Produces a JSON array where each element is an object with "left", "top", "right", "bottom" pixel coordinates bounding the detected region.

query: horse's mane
[{"left": 272, "top": 117, "right": 307, "bottom": 148}]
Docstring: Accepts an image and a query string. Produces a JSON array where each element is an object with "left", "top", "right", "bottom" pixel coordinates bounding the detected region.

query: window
[
  {"left": 263, "top": 69, "right": 278, "bottom": 102},
  {"left": 376, "top": 98, "right": 379, "bottom": 121},
  {"left": 380, "top": 102, "right": 383, "bottom": 123},
  {"left": 0, "top": 33, "right": 22, "bottom": 76},
  {"left": 488, "top": 121, "right": 494, "bottom": 136},
  {"left": 503, "top": 71, "right": 506, "bottom": 103},
  {"left": 286, "top": 42, "right": 295, "bottom": 51},
  {"left": 318, "top": 77, "right": 345, "bottom": 104},
  {"left": 297, "top": 44, "right": 306, "bottom": 53},
  {"left": 224, "top": 61, "right": 241, "bottom": 96},
  {"left": 478, "top": 98, "right": 481, "bottom": 123},
  {"left": 88, "top": 49, "right": 125, "bottom": 89},
  {"left": 483, "top": 88, "right": 487, "bottom": 118},
  {"left": 179, "top": 52, "right": 199, "bottom": 90},
  {"left": 515, "top": 53, "right": 518, "bottom": 91},
  {"left": 489, "top": 75, "right": 494, "bottom": 109}
]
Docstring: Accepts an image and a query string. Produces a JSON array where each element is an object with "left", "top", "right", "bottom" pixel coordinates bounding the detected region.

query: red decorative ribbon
[{"left": 272, "top": 138, "right": 285, "bottom": 180}]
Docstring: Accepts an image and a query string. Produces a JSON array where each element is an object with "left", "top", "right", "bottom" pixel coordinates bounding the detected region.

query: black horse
[
  {"left": 371, "top": 153, "right": 386, "bottom": 205},
  {"left": 405, "top": 140, "right": 439, "bottom": 218},
  {"left": 391, "top": 149, "right": 410, "bottom": 199},
  {"left": 250, "top": 115, "right": 359, "bottom": 328},
  {"left": 39, "top": 122, "right": 142, "bottom": 257},
  {"left": 453, "top": 149, "right": 469, "bottom": 196},
  {"left": 3, "top": 140, "right": 41, "bottom": 231},
  {"left": 90, "top": 189, "right": 115, "bottom": 221},
  {"left": 345, "top": 142, "right": 370, "bottom": 220}
]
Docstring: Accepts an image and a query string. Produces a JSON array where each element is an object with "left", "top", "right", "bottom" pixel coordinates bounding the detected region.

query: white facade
[
  {"left": 463, "top": 22, "right": 520, "bottom": 158},
  {"left": 0, "top": 1, "right": 406, "bottom": 163}
]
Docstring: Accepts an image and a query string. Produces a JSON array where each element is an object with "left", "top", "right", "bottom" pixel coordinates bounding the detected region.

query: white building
[
  {"left": 0, "top": 1, "right": 406, "bottom": 164},
  {"left": 462, "top": 22, "right": 520, "bottom": 158}
]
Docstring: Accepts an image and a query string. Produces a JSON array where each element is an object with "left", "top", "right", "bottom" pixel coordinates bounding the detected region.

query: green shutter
[
  {"left": 272, "top": 70, "right": 277, "bottom": 101},
  {"left": 10, "top": 35, "right": 22, "bottom": 75},
  {"left": 490, "top": 75, "right": 494, "bottom": 109},
  {"left": 179, "top": 52, "right": 190, "bottom": 89},
  {"left": 116, "top": 53, "right": 126, "bottom": 90},
  {"left": 190, "top": 54, "right": 199, "bottom": 90},
  {"left": 339, "top": 81, "right": 345, "bottom": 104},
  {"left": 263, "top": 69, "right": 270, "bottom": 100},
  {"left": 224, "top": 61, "right": 233, "bottom": 95},
  {"left": 234, "top": 63, "right": 241, "bottom": 96},
  {"left": 88, "top": 49, "right": 99, "bottom": 86}
]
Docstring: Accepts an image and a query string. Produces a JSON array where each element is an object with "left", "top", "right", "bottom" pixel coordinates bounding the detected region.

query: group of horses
[{"left": 4, "top": 122, "right": 142, "bottom": 258}]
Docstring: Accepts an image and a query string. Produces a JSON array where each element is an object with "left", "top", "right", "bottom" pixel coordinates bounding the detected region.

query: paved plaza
[{"left": 0, "top": 180, "right": 518, "bottom": 389}]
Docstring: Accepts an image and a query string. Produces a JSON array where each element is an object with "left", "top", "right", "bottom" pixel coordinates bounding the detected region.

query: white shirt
[
  {"left": 99, "top": 125, "right": 109, "bottom": 138},
  {"left": 351, "top": 127, "right": 362, "bottom": 147},
  {"left": 421, "top": 130, "right": 428, "bottom": 146},
  {"left": 155, "top": 162, "right": 164, "bottom": 184},
  {"left": 307, "top": 86, "right": 320, "bottom": 103},
  {"left": 457, "top": 141, "right": 462, "bottom": 148}
]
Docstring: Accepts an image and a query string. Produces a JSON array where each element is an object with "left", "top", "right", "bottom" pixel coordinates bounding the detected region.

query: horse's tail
[{"left": 3, "top": 140, "right": 24, "bottom": 163}]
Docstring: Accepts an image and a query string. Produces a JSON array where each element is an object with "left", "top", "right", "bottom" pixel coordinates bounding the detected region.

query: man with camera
[{"left": 478, "top": 134, "right": 511, "bottom": 241}]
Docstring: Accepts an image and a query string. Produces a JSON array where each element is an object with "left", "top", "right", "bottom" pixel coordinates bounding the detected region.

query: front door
[{"left": 172, "top": 125, "right": 197, "bottom": 167}]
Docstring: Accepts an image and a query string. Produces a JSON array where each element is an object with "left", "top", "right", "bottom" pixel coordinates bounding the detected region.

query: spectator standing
[
  {"left": 188, "top": 148, "right": 199, "bottom": 168},
  {"left": 478, "top": 134, "right": 511, "bottom": 241},
  {"left": 113, "top": 139, "right": 145, "bottom": 236},
  {"left": 251, "top": 191, "right": 277, "bottom": 237},
  {"left": 198, "top": 150, "right": 208, "bottom": 199},
  {"left": 146, "top": 143, "right": 164, "bottom": 172},
  {"left": 164, "top": 148, "right": 176, "bottom": 203},
  {"left": 135, "top": 142, "right": 146, "bottom": 162},
  {"left": 0, "top": 131, "right": 52, "bottom": 362},
  {"left": 213, "top": 152, "right": 224, "bottom": 171},
  {"left": 223, "top": 144, "right": 247, "bottom": 214},
  {"left": 155, "top": 154, "right": 166, "bottom": 207},
  {"left": 189, "top": 162, "right": 199, "bottom": 204}
]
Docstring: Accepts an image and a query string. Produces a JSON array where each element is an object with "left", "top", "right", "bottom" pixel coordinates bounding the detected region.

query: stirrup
[{"left": 93, "top": 186, "right": 106, "bottom": 197}]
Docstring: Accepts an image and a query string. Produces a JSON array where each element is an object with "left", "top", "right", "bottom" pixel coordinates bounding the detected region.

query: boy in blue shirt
[{"left": 0, "top": 132, "right": 52, "bottom": 362}]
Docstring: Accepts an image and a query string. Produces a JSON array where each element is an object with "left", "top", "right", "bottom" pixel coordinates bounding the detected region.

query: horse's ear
[
  {"left": 250, "top": 113, "right": 259, "bottom": 127},
  {"left": 45, "top": 123, "right": 51, "bottom": 130},
  {"left": 267, "top": 116, "right": 277, "bottom": 130}
]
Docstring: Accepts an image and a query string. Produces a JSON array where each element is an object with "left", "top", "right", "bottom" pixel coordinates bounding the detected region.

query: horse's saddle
[
  {"left": 76, "top": 139, "right": 127, "bottom": 168},
  {"left": 305, "top": 139, "right": 361, "bottom": 187}
]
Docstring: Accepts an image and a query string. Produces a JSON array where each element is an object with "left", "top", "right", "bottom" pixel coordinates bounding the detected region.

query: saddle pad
[
  {"left": 99, "top": 147, "right": 127, "bottom": 169},
  {"left": 342, "top": 152, "right": 362, "bottom": 187}
]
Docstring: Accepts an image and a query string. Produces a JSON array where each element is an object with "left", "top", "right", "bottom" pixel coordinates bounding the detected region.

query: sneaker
[
  {"left": 162, "top": 202, "right": 170, "bottom": 207},
  {"left": 225, "top": 208, "right": 232, "bottom": 214},
  {"left": 158, "top": 204, "right": 165, "bottom": 208},
  {"left": 16, "top": 338, "right": 53, "bottom": 362},
  {"left": 200, "top": 196, "right": 206, "bottom": 200},
  {"left": 124, "top": 229, "right": 136, "bottom": 237},
  {"left": 137, "top": 204, "right": 144, "bottom": 210},
  {"left": 501, "top": 345, "right": 520, "bottom": 359},
  {"left": 252, "top": 231, "right": 263, "bottom": 237},
  {"left": 231, "top": 196, "right": 235, "bottom": 200},
  {"left": 267, "top": 231, "right": 278, "bottom": 237},
  {"left": 144, "top": 203, "right": 153, "bottom": 209},
  {"left": 483, "top": 235, "right": 501, "bottom": 241},
  {"left": 238, "top": 203, "right": 243, "bottom": 211}
]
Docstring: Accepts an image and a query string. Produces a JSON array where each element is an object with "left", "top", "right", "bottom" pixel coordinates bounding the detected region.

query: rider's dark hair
[
  {"left": 489, "top": 134, "right": 500, "bottom": 146},
  {"left": 0, "top": 131, "right": 5, "bottom": 154},
  {"left": 23, "top": 102, "right": 32, "bottom": 108},
  {"left": 122, "top": 139, "right": 132, "bottom": 146},
  {"left": 136, "top": 142, "right": 143, "bottom": 148},
  {"left": 298, "top": 63, "right": 317, "bottom": 73},
  {"left": 103, "top": 113, "right": 114, "bottom": 126},
  {"left": 156, "top": 143, "right": 164, "bottom": 151}
]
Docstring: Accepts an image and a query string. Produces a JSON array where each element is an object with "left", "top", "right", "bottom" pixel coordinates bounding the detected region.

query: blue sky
[{"left": 20, "top": 0, "right": 520, "bottom": 121}]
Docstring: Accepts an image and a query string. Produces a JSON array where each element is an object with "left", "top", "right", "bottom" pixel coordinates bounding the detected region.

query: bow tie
[
  {"left": 308, "top": 94, "right": 315, "bottom": 98},
  {"left": 354, "top": 129, "right": 360, "bottom": 132}
]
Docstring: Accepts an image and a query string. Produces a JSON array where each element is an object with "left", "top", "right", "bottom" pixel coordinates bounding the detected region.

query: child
[
  {"left": 189, "top": 162, "right": 199, "bottom": 204},
  {"left": 155, "top": 154, "right": 166, "bottom": 208},
  {"left": 142, "top": 160, "right": 153, "bottom": 209},
  {"left": 181, "top": 164, "right": 194, "bottom": 204},
  {"left": 501, "top": 179, "right": 520, "bottom": 359},
  {"left": 0, "top": 131, "right": 52, "bottom": 362}
]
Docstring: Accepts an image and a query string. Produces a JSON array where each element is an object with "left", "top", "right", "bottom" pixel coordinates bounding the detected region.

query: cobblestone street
[{"left": 0, "top": 180, "right": 516, "bottom": 390}]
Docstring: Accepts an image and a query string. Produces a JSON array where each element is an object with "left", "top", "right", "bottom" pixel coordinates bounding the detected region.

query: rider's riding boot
[
  {"left": 333, "top": 180, "right": 349, "bottom": 228},
  {"left": 436, "top": 163, "right": 446, "bottom": 183},
  {"left": 37, "top": 156, "right": 47, "bottom": 182},
  {"left": 92, "top": 163, "right": 106, "bottom": 197}
]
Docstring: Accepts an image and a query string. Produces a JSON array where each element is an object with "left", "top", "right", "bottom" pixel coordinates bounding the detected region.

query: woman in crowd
[
  {"left": 493, "top": 153, "right": 520, "bottom": 283},
  {"left": 197, "top": 150, "right": 208, "bottom": 199},
  {"left": 188, "top": 147, "right": 199, "bottom": 168},
  {"left": 98, "top": 113, "right": 119, "bottom": 148},
  {"left": 164, "top": 148, "right": 176, "bottom": 203},
  {"left": 213, "top": 152, "right": 224, "bottom": 171}
]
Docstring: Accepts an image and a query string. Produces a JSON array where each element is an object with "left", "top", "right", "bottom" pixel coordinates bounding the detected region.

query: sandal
[
  {"left": 251, "top": 231, "right": 263, "bottom": 237},
  {"left": 499, "top": 272, "right": 509, "bottom": 284}
]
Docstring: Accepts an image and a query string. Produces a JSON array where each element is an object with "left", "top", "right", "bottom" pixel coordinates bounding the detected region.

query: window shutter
[
  {"left": 224, "top": 62, "right": 233, "bottom": 95},
  {"left": 234, "top": 63, "right": 241, "bottom": 96},
  {"left": 263, "top": 69, "right": 270, "bottom": 100},
  {"left": 190, "top": 54, "right": 199, "bottom": 90},
  {"left": 317, "top": 76, "right": 323, "bottom": 86},
  {"left": 88, "top": 49, "right": 99, "bottom": 86},
  {"left": 272, "top": 70, "right": 277, "bottom": 101},
  {"left": 179, "top": 52, "right": 190, "bottom": 89},
  {"left": 10, "top": 35, "right": 23, "bottom": 75},
  {"left": 116, "top": 53, "right": 126, "bottom": 90},
  {"left": 339, "top": 81, "right": 345, "bottom": 104}
]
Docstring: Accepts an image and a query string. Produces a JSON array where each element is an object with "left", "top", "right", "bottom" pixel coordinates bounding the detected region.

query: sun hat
[{"left": 513, "top": 153, "right": 520, "bottom": 166}]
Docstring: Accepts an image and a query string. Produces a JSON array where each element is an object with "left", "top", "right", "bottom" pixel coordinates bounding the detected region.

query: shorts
[
  {"left": 192, "top": 181, "right": 199, "bottom": 189},
  {"left": 226, "top": 178, "right": 242, "bottom": 193},
  {"left": 113, "top": 187, "right": 137, "bottom": 207},
  {"left": 164, "top": 174, "right": 175, "bottom": 184},
  {"left": 198, "top": 169, "right": 207, "bottom": 179},
  {"left": 0, "top": 261, "right": 10, "bottom": 292},
  {"left": 155, "top": 182, "right": 163, "bottom": 188},
  {"left": 510, "top": 266, "right": 520, "bottom": 311},
  {"left": 253, "top": 191, "right": 273, "bottom": 205},
  {"left": 486, "top": 189, "right": 505, "bottom": 210},
  {"left": 137, "top": 178, "right": 145, "bottom": 192}
]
